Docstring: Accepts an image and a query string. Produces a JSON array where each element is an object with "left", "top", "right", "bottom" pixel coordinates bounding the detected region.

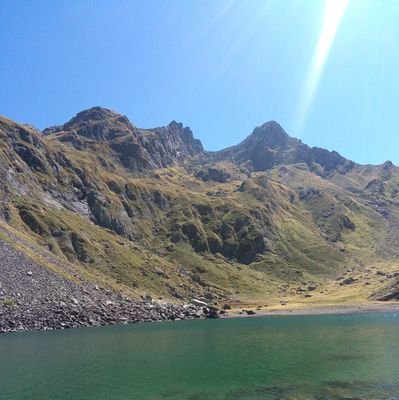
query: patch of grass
[{"left": 2, "top": 298, "right": 15, "bottom": 307}]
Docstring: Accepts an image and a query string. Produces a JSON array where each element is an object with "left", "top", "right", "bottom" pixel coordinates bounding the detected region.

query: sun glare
[{"left": 297, "top": 0, "right": 349, "bottom": 133}]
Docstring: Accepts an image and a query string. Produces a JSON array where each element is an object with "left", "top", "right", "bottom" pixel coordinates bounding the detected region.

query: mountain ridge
[
  {"left": 12, "top": 106, "right": 394, "bottom": 170},
  {"left": 40, "top": 107, "right": 394, "bottom": 168}
]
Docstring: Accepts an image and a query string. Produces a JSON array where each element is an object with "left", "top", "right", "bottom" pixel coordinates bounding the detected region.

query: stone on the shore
[{"left": 191, "top": 298, "right": 208, "bottom": 307}]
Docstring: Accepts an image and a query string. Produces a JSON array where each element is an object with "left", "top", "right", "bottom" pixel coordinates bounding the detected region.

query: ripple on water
[{"left": 160, "top": 381, "right": 399, "bottom": 400}]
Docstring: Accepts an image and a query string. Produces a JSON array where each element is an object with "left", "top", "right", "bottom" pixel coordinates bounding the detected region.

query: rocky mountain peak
[
  {"left": 213, "top": 120, "right": 355, "bottom": 175},
  {"left": 382, "top": 160, "right": 394, "bottom": 170},
  {"left": 213, "top": 121, "right": 303, "bottom": 170},
  {"left": 249, "top": 120, "right": 291, "bottom": 148},
  {"left": 168, "top": 120, "right": 183, "bottom": 130},
  {"left": 39, "top": 107, "right": 204, "bottom": 171},
  {"left": 59, "top": 107, "right": 133, "bottom": 141},
  {"left": 165, "top": 120, "right": 203, "bottom": 155},
  {"left": 64, "top": 106, "right": 126, "bottom": 126}
]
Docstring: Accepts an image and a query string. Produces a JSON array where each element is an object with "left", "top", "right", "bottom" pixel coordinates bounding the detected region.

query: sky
[{"left": 1, "top": 0, "right": 398, "bottom": 165}]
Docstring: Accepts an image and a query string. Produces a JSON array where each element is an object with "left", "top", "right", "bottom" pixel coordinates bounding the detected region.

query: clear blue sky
[{"left": 1, "top": 0, "right": 398, "bottom": 164}]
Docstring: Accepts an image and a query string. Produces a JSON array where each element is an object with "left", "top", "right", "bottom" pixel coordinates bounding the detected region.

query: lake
[{"left": 1, "top": 312, "right": 399, "bottom": 399}]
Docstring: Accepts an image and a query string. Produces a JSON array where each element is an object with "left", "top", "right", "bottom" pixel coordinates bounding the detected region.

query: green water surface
[{"left": 1, "top": 312, "right": 399, "bottom": 399}]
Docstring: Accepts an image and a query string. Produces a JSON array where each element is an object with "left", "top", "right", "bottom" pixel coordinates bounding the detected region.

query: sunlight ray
[{"left": 296, "top": 0, "right": 349, "bottom": 134}]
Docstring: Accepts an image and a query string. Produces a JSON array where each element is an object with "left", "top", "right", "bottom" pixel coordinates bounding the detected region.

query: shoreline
[
  {"left": 222, "top": 302, "right": 399, "bottom": 319},
  {"left": 2, "top": 301, "right": 399, "bottom": 334}
]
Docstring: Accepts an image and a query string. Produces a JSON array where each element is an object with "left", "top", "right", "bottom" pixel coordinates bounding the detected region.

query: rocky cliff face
[{"left": 1, "top": 107, "right": 399, "bottom": 328}]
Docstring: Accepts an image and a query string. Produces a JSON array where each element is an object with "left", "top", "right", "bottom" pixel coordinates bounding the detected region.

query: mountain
[
  {"left": 1, "top": 106, "right": 399, "bottom": 331},
  {"left": 43, "top": 107, "right": 204, "bottom": 170},
  {"left": 214, "top": 120, "right": 355, "bottom": 175}
]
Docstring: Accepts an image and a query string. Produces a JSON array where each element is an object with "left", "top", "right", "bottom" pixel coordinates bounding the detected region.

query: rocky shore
[
  {"left": 0, "top": 299, "right": 206, "bottom": 333},
  {"left": 0, "top": 239, "right": 206, "bottom": 333}
]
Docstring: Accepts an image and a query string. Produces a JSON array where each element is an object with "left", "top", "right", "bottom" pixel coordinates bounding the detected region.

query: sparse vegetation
[{"left": 2, "top": 298, "right": 15, "bottom": 307}]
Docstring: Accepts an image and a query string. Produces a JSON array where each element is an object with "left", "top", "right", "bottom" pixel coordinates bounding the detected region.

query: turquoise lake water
[{"left": 1, "top": 312, "right": 399, "bottom": 399}]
